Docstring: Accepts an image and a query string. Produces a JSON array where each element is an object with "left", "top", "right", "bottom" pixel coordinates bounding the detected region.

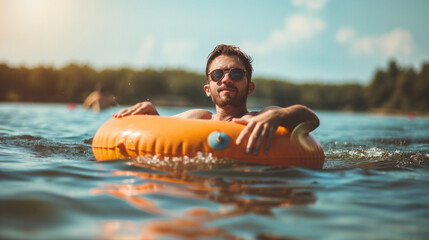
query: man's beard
[{"left": 210, "top": 84, "right": 249, "bottom": 107}]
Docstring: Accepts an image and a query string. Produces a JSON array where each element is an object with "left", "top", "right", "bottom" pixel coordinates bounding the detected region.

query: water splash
[
  {"left": 325, "top": 146, "right": 429, "bottom": 169},
  {"left": 132, "top": 152, "right": 238, "bottom": 171}
]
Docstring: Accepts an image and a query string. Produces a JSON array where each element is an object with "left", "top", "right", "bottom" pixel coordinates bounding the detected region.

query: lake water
[{"left": 1, "top": 103, "right": 428, "bottom": 240}]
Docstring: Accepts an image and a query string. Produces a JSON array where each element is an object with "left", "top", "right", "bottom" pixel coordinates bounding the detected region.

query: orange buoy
[{"left": 91, "top": 115, "right": 325, "bottom": 168}]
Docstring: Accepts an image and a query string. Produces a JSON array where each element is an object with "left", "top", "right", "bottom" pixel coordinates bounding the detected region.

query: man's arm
[
  {"left": 83, "top": 92, "right": 101, "bottom": 112},
  {"left": 112, "top": 101, "right": 159, "bottom": 118},
  {"left": 234, "top": 104, "right": 319, "bottom": 155},
  {"left": 83, "top": 92, "right": 96, "bottom": 109},
  {"left": 173, "top": 109, "right": 212, "bottom": 119},
  {"left": 112, "top": 102, "right": 212, "bottom": 120}
]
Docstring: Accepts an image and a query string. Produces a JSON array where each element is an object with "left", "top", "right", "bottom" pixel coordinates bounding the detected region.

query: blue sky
[{"left": 1, "top": 0, "right": 428, "bottom": 84}]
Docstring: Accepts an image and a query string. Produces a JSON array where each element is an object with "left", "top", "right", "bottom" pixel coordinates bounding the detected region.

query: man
[
  {"left": 83, "top": 82, "right": 118, "bottom": 112},
  {"left": 113, "top": 44, "right": 319, "bottom": 155}
]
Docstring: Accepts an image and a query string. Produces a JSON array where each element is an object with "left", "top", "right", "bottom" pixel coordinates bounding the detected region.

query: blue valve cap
[{"left": 208, "top": 131, "right": 230, "bottom": 150}]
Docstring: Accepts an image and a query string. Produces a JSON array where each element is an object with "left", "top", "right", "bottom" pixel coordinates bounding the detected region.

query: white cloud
[
  {"left": 136, "top": 38, "right": 197, "bottom": 67},
  {"left": 336, "top": 28, "right": 414, "bottom": 57},
  {"left": 379, "top": 29, "right": 413, "bottom": 56},
  {"left": 336, "top": 28, "right": 356, "bottom": 44},
  {"left": 162, "top": 40, "right": 194, "bottom": 60},
  {"left": 136, "top": 36, "right": 156, "bottom": 66},
  {"left": 242, "top": 14, "right": 325, "bottom": 55},
  {"left": 352, "top": 36, "right": 377, "bottom": 55},
  {"left": 291, "top": 0, "right": 328, "bottom": 10}
]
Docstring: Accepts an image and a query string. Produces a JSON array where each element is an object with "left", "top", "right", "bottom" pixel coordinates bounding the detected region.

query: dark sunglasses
[{"left": 209, "top": 68, "right": 246, "bottom": 82}]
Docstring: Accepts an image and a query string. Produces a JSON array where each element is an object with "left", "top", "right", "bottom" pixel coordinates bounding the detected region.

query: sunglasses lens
[
  {"left": 230, "top": 69, "right": 244, "bottom": 80},
  {"left": 211, "top": 70, "right": 224, "bottom": 81}
]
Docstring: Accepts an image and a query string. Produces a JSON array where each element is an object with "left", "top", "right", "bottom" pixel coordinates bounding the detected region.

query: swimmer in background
[
  {"left": 83, "top": 82, "right": 118, "bottom": 112},
  {"left": 113, "top": 44, "right": 319, "bottom": 155}
]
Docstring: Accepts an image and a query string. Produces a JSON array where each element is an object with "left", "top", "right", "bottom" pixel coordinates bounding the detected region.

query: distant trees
[
  {"left": 251, "top": 78, "right": 366, "bottom": 110},
  {"left": 0, "top": 60, "right": 428, "bottom": 112},
  {"left": 366, "top": 60, "right": 429, "bottom": 112},
  {"left": 0, "top": 63, "right": 212, "bottom": 106}
]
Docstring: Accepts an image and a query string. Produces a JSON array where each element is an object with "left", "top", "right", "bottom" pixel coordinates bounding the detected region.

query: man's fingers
[
  {"left": 113, "top": 108, "right": 133, "bottom": 118},
  {"left": 120, "top": 109, "right": 132, "bottom": 116},
  {"left": 253, "top": 125, "right": 268, "bottom": 155},
  {"left": 113, "top": 102, "right": 159, "bottom": 118},
  {"left": 236, "top": 121, "right": 255, "bottom": 145},
  {"left": 246, "top": 123, "right": 263, "bottom": 154},
  {"left": 113, "top": 110, "right": 123, "bottom": 118},
  {"left": 264, "top": 127, "right": 277, "bottom": 154}
]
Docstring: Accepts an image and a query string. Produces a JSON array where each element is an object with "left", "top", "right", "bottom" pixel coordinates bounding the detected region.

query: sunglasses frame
[{"left": 208, "top": 68, "right": 246, "bottom": 82}]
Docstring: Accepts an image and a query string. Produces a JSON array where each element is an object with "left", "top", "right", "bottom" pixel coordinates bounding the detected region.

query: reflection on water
[
  {"left": 94, "top": 162, "right": 317, "bottom": 239},
  {"left": 2, "top": 104, "right": 429, "bottom": 240}
]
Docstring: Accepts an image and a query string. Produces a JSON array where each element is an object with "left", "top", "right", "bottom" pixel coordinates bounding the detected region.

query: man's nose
[{"left": 221, "top": 72, "right": 233, "bottom": 84}]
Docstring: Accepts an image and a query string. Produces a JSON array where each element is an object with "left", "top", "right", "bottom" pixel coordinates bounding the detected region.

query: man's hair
[{"left": 206, "top": 44, "right": 253, "bottom": 82}]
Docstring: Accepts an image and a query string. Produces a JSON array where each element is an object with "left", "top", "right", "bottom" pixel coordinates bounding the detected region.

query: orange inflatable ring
[{"left": 92, "top": 115, "right": 325, "bottom": 168}]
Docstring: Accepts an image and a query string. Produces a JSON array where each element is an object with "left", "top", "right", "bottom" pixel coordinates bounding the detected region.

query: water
[{"left": 1, "top": 103, "right": 428, "bottom": 240}]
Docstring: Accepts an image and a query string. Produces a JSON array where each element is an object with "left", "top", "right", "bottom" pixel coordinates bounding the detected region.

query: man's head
[
  {"left": 204, "top": 44, "right": 255, "bottom": 108},
  {"left": 95, "top": 82, "right": 107, "bottom": 94},
  {"left": 206, "top": 44, "right": 253, "bottom": 82}
]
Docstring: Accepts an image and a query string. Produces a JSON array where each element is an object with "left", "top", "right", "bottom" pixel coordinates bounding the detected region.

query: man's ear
[
  {"left": 248, "top": 81, "right": 255, "bottom": 95},
  {"left": 204, "top": 84, "right": 211, "bottom": 97}
]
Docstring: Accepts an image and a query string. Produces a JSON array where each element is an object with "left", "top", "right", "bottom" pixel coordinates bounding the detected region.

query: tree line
[{"left": 0, "top": 60, "right": 428, "bottom": 112}]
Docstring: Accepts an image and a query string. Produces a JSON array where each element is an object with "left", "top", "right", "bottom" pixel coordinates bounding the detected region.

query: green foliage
[
  {"left": 252, "top": 78, "right": 367, "bottom": 111},
  {"left": 366, "top": 60, "right": 429, "bottom": 112},
  {"left": 0, "top": 60, "right": 427, "bottom": 112},
  {"left": 57, "top": 64, "right": 98, "bottom": 102}
]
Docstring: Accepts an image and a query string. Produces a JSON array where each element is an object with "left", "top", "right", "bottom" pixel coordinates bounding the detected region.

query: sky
[{"left": 1, "top": 0, "right": 428, "bottom": 84}]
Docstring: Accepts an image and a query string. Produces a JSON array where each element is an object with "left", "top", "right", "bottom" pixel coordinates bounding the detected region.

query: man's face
[{"left": 204, "top": 55, "right": 254, "bottom": 107}]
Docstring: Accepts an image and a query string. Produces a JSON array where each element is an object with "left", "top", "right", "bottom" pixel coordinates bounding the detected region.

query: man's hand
[
  {"left": 233, "top": 105, "right": 319, "bottom": 155},
  {"left": 233, "top": 109, "right": 281, "bottom": 155},
  {"left": 112, "top": 101, "right": 159, "bottom": 118}
]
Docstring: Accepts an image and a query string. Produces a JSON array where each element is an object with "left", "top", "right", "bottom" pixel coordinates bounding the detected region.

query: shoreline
[{"left": 1, "top": 101, "right": 429, "bottom": 117}]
